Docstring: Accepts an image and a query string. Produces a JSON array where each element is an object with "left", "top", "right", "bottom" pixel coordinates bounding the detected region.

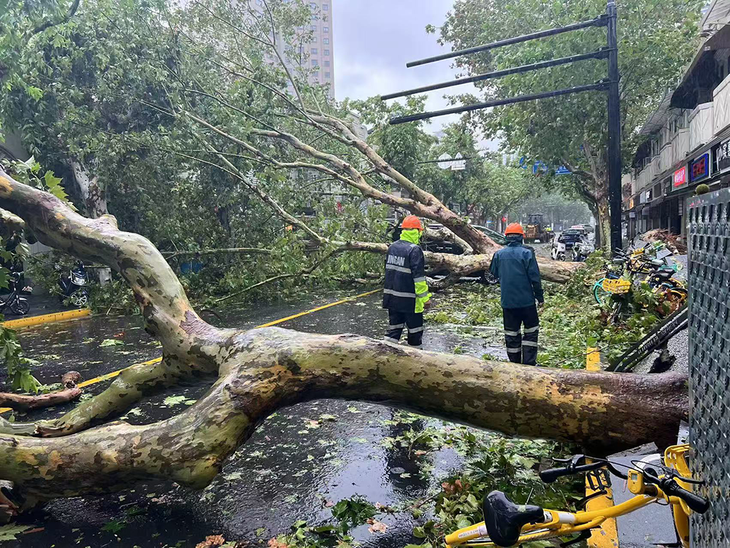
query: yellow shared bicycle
[{"left": 445, "top": 444, "right": 708, "bottom": 547}]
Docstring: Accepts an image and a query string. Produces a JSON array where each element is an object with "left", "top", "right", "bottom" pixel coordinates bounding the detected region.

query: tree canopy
[{"left": 439, "top": 0, "right": 705, "bottom": 247}]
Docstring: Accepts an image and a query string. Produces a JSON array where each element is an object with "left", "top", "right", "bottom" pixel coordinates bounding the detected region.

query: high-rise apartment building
[
  {"left": 250, "top": 0, "right": 335, "bottom": 98},
  {"left": 305, "top": 1, "right": 335, "bottom": 97}
]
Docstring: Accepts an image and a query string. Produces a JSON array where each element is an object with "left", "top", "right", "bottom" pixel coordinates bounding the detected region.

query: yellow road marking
[
  {"left": 0, "top": 289, "right": 382, "bottom": 414},
  {"left": 256, "top": 288, "right": 381, "bottom": 328},
  {"left": 585, "top": 346, "right": 619, "bottom": 547},
  {"left": 2, "top": 308, "right": 91, "bottom": 329}
]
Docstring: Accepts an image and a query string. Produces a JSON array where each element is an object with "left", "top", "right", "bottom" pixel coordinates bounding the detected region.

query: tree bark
[
  {"left": 0, "top": 168, "right": 688, "bottom": 513},
  {"left": 596, "top": 195, "right": 611, "bottom": 253},
  {"left": 70, "top": 161, "right": 107, "bottom": 219}
]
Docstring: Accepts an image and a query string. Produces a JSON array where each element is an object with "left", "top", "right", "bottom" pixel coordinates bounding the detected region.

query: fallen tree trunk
[
  {"left": 0, "top": 328, "right": 687, "bottom": 510},
  {"left": 0, "top": 168, "right": 688, "bottom": 514},
  {"left": 338, "top": 241, "right": 579, "bottom": 283}
]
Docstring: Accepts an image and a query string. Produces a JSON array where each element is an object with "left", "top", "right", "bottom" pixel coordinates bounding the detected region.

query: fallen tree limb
[
  {"left": 0, "top": 371, "right": 82, "bottom": 412},
  {"left": 0, "top": 387, "right": 81, "bottom": 412}
]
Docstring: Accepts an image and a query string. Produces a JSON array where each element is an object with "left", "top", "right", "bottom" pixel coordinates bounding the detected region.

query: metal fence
[{"left": 687, "top": 187, "right": 730, "bottom": 546}]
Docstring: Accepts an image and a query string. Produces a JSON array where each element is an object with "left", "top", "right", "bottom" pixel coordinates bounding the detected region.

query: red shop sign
[{"left": 673, "top": 166, "right": 687, "bottom": 188}]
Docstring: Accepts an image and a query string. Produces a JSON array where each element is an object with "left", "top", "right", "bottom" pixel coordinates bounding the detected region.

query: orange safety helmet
[
  {"left": 401, "top": 215, "right": 423, "bottom": 230},
  {"left": 504, "top": 223, "right": 525, "bottom": 236}
]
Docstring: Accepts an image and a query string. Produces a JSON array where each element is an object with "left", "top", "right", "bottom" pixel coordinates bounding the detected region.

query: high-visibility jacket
[
  {"left": 382, "top": 229, "right": 431, "bottom": 313},
  {"left": 489, "top": 236, "right": 544, "bottom": 309}
]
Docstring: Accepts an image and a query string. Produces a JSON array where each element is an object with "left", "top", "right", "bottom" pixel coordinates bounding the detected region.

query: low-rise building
[{"left": 625, "top": 0, "right": 730, "bottom": 240}]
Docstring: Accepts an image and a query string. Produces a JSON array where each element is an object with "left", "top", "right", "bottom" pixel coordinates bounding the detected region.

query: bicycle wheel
[
  {"left": 70, "top": 290, "right": 89, "bottom": 308},
  {"left": 9, "top": 298, "right": 29, "bottom": 316},
  {"left": 594, "top": 279, "right": 611, "bottom": 304}
]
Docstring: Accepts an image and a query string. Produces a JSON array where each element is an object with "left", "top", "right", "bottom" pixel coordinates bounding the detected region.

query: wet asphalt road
[{"left": 4, "top": 289, "right": 506, "bottom": 548}]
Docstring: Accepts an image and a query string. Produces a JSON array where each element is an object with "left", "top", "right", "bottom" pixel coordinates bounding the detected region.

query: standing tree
[{"left": 439, "top": 0, "right": 705, "bottom": 250}]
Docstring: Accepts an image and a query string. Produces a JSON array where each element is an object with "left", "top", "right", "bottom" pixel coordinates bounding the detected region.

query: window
[
  {"left": 324, "top": 60, "right": 330, "bottom": 67},
  {"left": 323, "top": 38, "right": 329, "bottom": 45},
  {"left": 311, "top": 48, "right": 318, "bottom": 54},
  {"left": 324, "top": 49, "right": 330, "bottom": 56},
  {"left": 310, "top": 2, "right": 317, "bottom": 8},
  {"left": 311, "top": 25, "right": 317, "bottom": 31},
  {"left": 325, "top": 72, "right": 331, "bottom": 78},
  {"left": 323, "top": 26, "right": 329, "bottom": 33},
  {"left": 322, "top": 3, "right": 329, "bottom": 10},
  {"left": 313, "top": 71, "right": 320, "bottom": 78},
  {"left": 312, "top": 59, "right": 319, "bottom": 67}
]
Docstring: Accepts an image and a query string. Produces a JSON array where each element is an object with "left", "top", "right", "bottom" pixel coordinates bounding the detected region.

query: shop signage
[
  {"left": 673, "top": 166, "right": 687, "bottom": 189},
  {"left": 690, "top": 152, "right": 710, "bottom": 183},
  {"left": 713, "top": 137, "right": 730, "bottom": 174},
  {"left": 629, "top": 197, "right": 635, "bottom": 209}
]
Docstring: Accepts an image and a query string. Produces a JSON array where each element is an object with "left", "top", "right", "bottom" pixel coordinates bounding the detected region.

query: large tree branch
[{"left": 0, "top": 328, "right": 688, "bottom": 509}]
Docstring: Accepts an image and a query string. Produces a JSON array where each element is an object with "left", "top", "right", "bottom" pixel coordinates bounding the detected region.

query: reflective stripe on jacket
[
  {"left": 489, "top": 236, "right": 544, "bottom": 309},
  {"left": 383, "top": 229, "right": 431, "bottom": 313}
]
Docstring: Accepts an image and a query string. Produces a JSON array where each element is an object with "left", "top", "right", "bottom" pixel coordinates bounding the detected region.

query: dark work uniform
[
  {"left": 489, "top": 236, "right": 544, "bottom": 365},
  {"left": 382, "top": 236, "right": 429, "bottom": 346}
]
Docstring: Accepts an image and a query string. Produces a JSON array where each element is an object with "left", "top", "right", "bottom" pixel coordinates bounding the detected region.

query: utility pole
[
  {"left": 384, "top": 0, "right": 624, "bottom": 254},
  {"left": 606, "top": 0, "right": 623, "bottom": 252}
]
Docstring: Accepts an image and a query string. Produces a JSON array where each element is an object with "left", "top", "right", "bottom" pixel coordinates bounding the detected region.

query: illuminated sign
[
  {"left": 673, "top": 166, "right": 687, "bottom": 188},
  {"left": 690, "top": 153, "right": 710, "bottom": 183}
]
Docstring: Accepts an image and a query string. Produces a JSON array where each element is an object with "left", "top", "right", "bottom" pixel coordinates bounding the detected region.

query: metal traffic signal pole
[
  {"left": 385, "top": 0, "right": 623, "bottom": 252},
  {"left": 606, "top": 0, "right": 623, "bottom": 252}
]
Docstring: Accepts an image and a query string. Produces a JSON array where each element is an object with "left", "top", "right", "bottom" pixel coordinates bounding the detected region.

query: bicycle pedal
[{"left": 586, "top": 468, "right": 612, "bottom": 491}]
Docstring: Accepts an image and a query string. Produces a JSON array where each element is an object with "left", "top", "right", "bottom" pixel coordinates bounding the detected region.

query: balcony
[
  {"left": 660, "top": 143, "right": 673, "bottom": 172},
  {"left": 672, "top": 128, "right": 690, "bottom": 164},
  {"left": 714, "top": 73, "right": 730, "bottom": 136},
  {"left": 637, "top": 165, "right": 651, "bottom": 189},
  {"left": 689, "top": 102, "right": 714, "bottom": 151},
  {"left": 651, "top": 155, "right": 661, "bottom": 179}
]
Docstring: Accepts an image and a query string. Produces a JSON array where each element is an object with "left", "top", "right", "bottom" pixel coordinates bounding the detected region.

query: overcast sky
[{"left": 332, "top": 0, "right": 493, "bottom": 147}]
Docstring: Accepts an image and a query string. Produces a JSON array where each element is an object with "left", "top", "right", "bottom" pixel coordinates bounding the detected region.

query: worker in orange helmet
[
  {"left": 382, "top": 215, "right": 431, "bottom": 347},
  {"left": 489, "top": 222, "right": 544, "bottom": 365}
]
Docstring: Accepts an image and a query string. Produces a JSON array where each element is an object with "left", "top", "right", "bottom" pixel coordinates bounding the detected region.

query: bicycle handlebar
[
  {"left": 661, "top": 480, "right": 710, "bottom": 513},
  {"left": 539, "top": 460, "right": 605, "bottom": 483}
]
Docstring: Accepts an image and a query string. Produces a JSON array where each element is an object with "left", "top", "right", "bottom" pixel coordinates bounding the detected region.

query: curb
[{"left": 2, "top": 308, "right": 91, "bottom": 329}]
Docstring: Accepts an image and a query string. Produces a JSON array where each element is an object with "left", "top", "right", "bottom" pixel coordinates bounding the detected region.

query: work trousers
[
  {"left": 502, "top": 305, "right": 539, "bottom": 365},
  {"left": 384, "top": 310, "right": 424, "bottom": 347}
]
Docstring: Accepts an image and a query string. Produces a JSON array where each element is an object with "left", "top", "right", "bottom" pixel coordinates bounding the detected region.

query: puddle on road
[{"left": 4, "top": 291, "right": 511, "bottom": 547}]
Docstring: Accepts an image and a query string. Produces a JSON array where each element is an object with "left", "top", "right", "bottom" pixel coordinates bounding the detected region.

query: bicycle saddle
[{"left": 483, "top": 491, "right": 545, "bottom": 547}]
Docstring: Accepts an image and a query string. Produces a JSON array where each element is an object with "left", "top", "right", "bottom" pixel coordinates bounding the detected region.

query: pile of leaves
[{"left": 426, "top": 253, "right": 665, "bottom": 369}]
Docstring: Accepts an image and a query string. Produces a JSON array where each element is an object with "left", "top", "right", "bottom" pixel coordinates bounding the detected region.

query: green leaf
[
  {"left": 101, "top": 519, "right": 125, "bottom": 534},
  {"left": 25, "top": 86, "right": 43, "bottom": 101},
  {"left": 99, "top": 338, "right": 124, "bottom": 347}
]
